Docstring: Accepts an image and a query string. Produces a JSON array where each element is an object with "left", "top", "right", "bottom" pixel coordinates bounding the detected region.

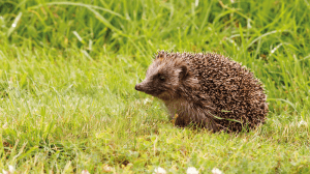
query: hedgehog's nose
[{"left": 135, "top": 84, "right": 142, "bottom": 91}]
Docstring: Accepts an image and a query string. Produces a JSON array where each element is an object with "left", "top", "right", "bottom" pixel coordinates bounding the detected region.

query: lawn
[{"left": 0, "top": 0, "right": 310, "bottom": 173}]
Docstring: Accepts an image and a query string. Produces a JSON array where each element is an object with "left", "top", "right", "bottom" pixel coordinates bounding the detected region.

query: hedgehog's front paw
[
  {"left": 171, "top": 114, "right": 179, "bottom": 125},
  {"left": 174, "top": 113, "right": 192, "bottom": 127}
]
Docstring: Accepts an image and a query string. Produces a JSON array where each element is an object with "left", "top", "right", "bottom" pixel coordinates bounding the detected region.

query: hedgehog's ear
[{"left": 179, "top": 65, "right": 189, "bottom": 80}]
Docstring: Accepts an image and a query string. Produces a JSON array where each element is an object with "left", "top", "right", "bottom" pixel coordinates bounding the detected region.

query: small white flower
[
  {"left": 143, "top": 98, "right": 151, "bottom": 104},
  {"left": 2, "top": 169, "right": 9, "bottom": 174},
  {"left": 81, "top": 170, "right": 90, "bottom": 174},
  {"left": 11, "top": 23, "right": 16, "bottom": 28},
  {"left": 103, "top": 165, "right": 113, "bottom": 172},
  {"left": 298, "top": 120, "right": 307, "bottom": 127},
  {"left": 2, "top": 122, "right": 8, "bottom": 129},
  {"left": 212, "top": 168, "right": 223, "bottom": 174},
  {"left": 153, "top": 167, "right": 167, "bottom": 174},
  {"left": 187, "top": 167, "right": 199, "bottom": 174},
  {"left": 8, "top": 165, "right": 15, "bottom": 173}
]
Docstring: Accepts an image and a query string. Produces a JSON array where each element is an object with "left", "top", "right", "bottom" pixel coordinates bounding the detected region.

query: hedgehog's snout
[
  {"left": 135, "top": 83, "right": 143, "bottom": 91},
  {"left": 135, "top": 81, "right": 149, "bottom": 92},
  {"left": 135, "top": 81, "right": 155, "bottom": 95}
]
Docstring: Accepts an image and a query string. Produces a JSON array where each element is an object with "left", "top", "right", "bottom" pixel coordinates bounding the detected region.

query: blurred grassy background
[{"left": 0, "top": 0, "right": 310, "bottom": 173}]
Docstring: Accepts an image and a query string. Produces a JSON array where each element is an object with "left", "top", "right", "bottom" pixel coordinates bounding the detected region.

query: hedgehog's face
[{"left": 135, "top": 58, "right": 188, "bottom": 100}]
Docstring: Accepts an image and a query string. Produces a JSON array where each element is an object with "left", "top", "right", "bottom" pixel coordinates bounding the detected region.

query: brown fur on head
[{"left": 135, "top": 51, "right": 189, "bottom": 101}]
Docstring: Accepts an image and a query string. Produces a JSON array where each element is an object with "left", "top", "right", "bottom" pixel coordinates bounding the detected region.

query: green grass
[{"left": 0, "top": 0, "right": 310, "bottom": 173}]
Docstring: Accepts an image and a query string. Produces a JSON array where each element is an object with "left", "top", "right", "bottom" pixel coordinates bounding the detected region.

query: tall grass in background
[{"left": 0, "top": 0, "right": 310, "bottom": 173}]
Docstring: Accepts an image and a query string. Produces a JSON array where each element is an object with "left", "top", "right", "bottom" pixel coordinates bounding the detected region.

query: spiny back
[{"left": 139, "top": 51, "right": 268, "bottom": 132}]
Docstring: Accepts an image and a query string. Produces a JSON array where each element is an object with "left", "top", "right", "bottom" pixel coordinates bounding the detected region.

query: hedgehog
[{"left": 135, "top": 51, "right": 268, "bottom": 132}]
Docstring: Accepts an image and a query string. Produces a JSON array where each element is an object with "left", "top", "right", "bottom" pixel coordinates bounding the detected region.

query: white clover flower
[
  {"left": 153, "top": 167, "right": 167, "bottom": 174},
  {"left": 298, "top": 120, "right": 307, "bottom": 127},
  {"left": 81, "top": 170, "right": 90, "bottom": 174},
  {"left": 8, "top": 165, "right": 15, "bottom": 173},
  {"left": 212, "top": 168, "right": 223, "bottom": 174},
  {"left": 103, "top": 165, "right": 113, "bottom": 172},
  {"left": 1, "top": 169, "right": 9, "bottom": 174},
  {"left": 2, "top": 122, "right": 8, "bottom": 129},
  {"left": 186, "top": 167, "right": 199, "bottom": 174},
  {"left": 143, "top": 98, "right": 151, "bottom": 104}
]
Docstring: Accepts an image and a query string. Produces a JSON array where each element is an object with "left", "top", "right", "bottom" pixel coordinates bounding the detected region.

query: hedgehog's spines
[{"left": 136, "top": 51, "right": 268, "bottom": 132}]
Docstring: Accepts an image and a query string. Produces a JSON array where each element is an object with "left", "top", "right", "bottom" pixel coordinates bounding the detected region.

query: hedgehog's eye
[{"left": 158, "top": 74, "right": 165, "bottom": 81}]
